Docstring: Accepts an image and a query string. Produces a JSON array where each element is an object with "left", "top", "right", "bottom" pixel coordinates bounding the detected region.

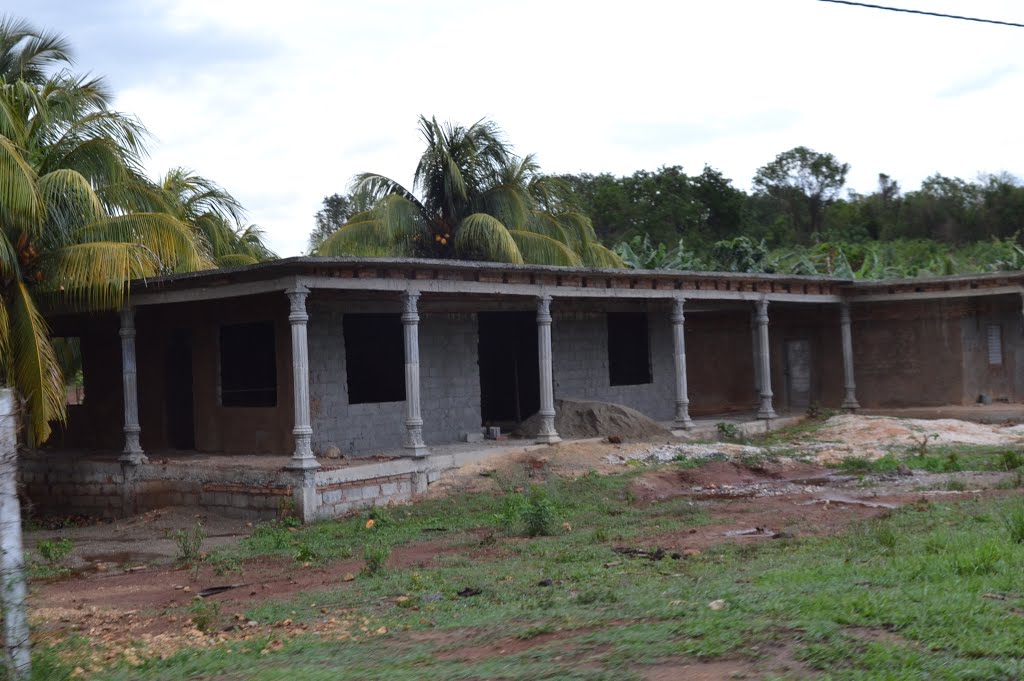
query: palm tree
[
  {"left": 0, "top": 74, "right": 211, "bottom": 445},
  {"left": 316, "top": 116, "right": 623, "bottom": 267},
  {"left": 157, "top": 167, "right": 277, "bottom": 266},
  {"left": 0, "top": 21, "right": 214, "bottom": 677}
]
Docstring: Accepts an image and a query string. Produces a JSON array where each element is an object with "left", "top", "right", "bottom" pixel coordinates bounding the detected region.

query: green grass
[
  {"left": 834, "top": 445, "right": 1024, "bottom": 476},
  {"left": 28, "top": 470, "right": 1024, "bottom": 680}
]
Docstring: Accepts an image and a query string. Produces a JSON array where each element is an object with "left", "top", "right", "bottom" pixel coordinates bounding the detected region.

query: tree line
[{"left": 314, "top": 139, "right": 1024, "bottom": 278}]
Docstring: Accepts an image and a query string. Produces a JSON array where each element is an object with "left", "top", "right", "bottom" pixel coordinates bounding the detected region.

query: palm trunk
[{"left": 0, "top": 388, "right": 29, "bottom": 678}]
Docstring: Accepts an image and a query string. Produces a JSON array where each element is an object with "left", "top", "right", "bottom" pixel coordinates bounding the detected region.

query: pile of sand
[{"left": 518, "top": 399, "right": 673, "bottom": 441}]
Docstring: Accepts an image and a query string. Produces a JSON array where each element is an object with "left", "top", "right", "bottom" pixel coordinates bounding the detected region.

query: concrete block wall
[
  {"left": 19, "top": 456, "right": 294, "bottom": 521},
  {"left": 20, "top": 458, "right": 124, "bottom": 518},
  {"left": 551, "top": 310, "right": 675, "bottom": 422},
  {"left": 308, "top": 302, "right": 482, "bottom": 456},
  {"left": 315, "top": 473, "right": 415, "bottom": 519}
]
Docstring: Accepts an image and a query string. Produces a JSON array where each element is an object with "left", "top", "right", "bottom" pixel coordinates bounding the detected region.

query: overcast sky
[{"left": 9, "top": 0, "right": 1024, "bottom": 256}]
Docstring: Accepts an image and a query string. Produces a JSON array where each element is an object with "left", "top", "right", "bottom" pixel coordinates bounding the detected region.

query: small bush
[
  {"left": 37, "top": 537, "right": 73, "bottom": 567},
  {"left": 362, "top": 542, "right": 390, "bottom": 576},
  {"left": 909, "top": 433, "right": 938, "bottom": 458},
  {"left": 943, "top": 452, "right": 963, "bottom": 473},
  {"left": 1004, "top": 503, "right": 1024, "bottom": 544},
  {"left": 494, "top": 492, "right": 529, "bottom": 532},
  {"left": 174, "top": 521, "right": 206, "bottom": 566},
  {"left": 522, "top": 486, "right": 556, "bottom": 537},
  {"left": 189, "top": 597, "right": 220, "bottom": 633},
  {"left": 493, "top": 485, "right": 558, "bottom": 537},
  {"left": 998, "top": 450, "right": 1023, "bottom": 471},
  {"left": 716, "top": 422, "right": 740, "bottom": 441}
]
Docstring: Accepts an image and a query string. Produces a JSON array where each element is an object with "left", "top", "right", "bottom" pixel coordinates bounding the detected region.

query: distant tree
[
  {"left": 752, "top": 146, "right": 850, "bottom": 240},
  {"left": 308, "top": 193, "right": 364, "bottom": 253}
]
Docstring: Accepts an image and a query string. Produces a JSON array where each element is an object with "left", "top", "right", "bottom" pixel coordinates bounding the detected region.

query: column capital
[
  {"left": 755, "top": 298, "right": 769, "bottom": 323},
  {"left": 671, "top": 297, "right": 686, "bottom": 324},
  {"left": 536, "top": 295, "right": 553, "bottom": 324},
  {"left": 286, "top": 285, "right": 310, "bottom": 323},
  {"left": 401, "top": 290, "right": 420, "bottom": 324}
]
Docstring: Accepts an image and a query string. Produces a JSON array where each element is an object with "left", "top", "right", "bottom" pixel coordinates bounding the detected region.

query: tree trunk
[{"left": 0, "top": 389, "right": 29, "bottom": 678}]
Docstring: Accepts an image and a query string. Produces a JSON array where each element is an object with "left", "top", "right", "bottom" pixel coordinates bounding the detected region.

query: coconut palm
[
  {"left": 316, "top": 116, "right": 623, "bottom": 267},
  {"left": 157, "top": 167, "right": 277, "bottom": 266},
  {"left": 1, "top": 72, "right": 211, "bottom": 446}
]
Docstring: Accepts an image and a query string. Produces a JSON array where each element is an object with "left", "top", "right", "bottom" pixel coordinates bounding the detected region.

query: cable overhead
[{"left": 817, "top": 0, "right": 1024, "bottom": 28}]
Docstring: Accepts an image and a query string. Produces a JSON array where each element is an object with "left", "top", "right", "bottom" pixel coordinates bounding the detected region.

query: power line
[{"left": 817, "top": 0, "right": 1024, "bottom": 28}]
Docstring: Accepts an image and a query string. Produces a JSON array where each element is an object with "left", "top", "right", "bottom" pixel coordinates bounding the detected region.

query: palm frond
[
  {"left": 579, "top": 242, "right": 627, "bottom": 268},
  {"left": 36, "top": 167, "right": 104, "bottom": 247},
  {"left": 74, "top": 212, "right": 212, "bottom": 272},
  {"left": 35, "top": 241, "right": 160, "bottom": 310},
  {"left": 317, "top": 217, "right": 412, "bottom": 257},
  {"left": 454, "top": 213, "right": 523, "bottom": 264},
  {"left": 0, "top": 133, "right": 43, "bottom": 228},
  {"left": 7, "top": 280, "right": 64, "bottom": 445},
  {"left": 509, "top": 230, "right": 582, "bottom": 266},
  {"left": 349, "top": 172, "right": 421, "bottom": 208}
]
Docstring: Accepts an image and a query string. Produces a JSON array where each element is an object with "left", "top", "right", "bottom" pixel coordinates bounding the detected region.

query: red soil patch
[{"left": 629, "top": 460, "right": 829, "bottom": 504}]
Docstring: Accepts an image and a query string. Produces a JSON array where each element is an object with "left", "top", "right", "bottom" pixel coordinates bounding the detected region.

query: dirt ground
[{"left": 22, "top": 414, "right": 1024, "bottom": 678}]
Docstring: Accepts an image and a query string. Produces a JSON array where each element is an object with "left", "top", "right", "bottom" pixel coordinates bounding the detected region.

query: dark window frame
[
  {"left": 607, "top": 311, "right": 653, "bottom": 386},
  {"left": 343, "top": 313, "right": 406, "bottom": 404},
  {"left": 219, "top": 321, "right": 278, "bottom": 408}
]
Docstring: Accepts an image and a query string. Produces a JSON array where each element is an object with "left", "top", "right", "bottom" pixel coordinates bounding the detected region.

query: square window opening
[
  {"left": 220, "top": 322, "right": 277, "bottom": 407},
  {"left": 607, "top": 312, "right": 652, "bottom": 386},
  {"left": 344, "top": 313, "right": 406, "bottom": 404}
]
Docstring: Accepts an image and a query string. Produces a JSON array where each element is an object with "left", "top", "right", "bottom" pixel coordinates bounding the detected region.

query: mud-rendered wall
[
  {"left": 49, "top": 295, "right": 296, "bottom": 455},
  {"left": 852, "top": 300, "right": 965, "bottom": 408},
  {"left": 960, "top": 296, "right": 1023, "bottom": 404}
]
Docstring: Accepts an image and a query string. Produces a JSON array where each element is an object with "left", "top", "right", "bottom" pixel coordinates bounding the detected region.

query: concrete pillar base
[
  {"left": 841, "top": 400, "right": 860, "bottom": 411},
  {"left": 535, "top": 433, "right": 563, "bottom": 445},
  {"left": 403, "top": 444, "right": 430, "bottom": 458},
  {"left": 292, "top": 470, "right": 319, "bottom": 523},
  {"left": 673, "top": 417, "right": 694, "bottom": 430},
  {"left": 285, "top": 455, "right": 321, "bottom": 471},
  {"left": 118, "top": 451, "right": 147, "bottom": 465}
]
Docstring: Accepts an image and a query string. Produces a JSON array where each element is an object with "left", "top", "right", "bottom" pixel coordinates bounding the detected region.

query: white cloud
[{"left": 11, "top": 0, "right": 1024, "bottom": 254}]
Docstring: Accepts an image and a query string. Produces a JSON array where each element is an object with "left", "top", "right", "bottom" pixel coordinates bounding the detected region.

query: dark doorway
[
  {"left": 478, "top": 312, "right": 540, "bottom": 426},
  {"left": 784, "top": 338, "right": 812, "bottom": 409},
  {"left": 164, "top": 329, "right": 195, "bottom": 449}
]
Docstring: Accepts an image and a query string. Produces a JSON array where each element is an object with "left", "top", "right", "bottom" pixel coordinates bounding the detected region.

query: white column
[
  {"left": 0, "top": 388, "right": 30, "bottom": 677},
  {"left": 750, "top": 307, "right": 761, "bottom": 404},
  {"left": 286, "top": 285, "right": 319, "bottom": 470},
  {"left": 535, "top": 295, "right": 561, "bottom": 444},
  {"left": 401, "top": 291, "right": 428, "bottom": 456},
  {"left": 755, "top": 299, "right": 777, "bottom": 419},
  {"left": 119, "top": 307, "right": 146, "bottom": 464},
  {"left": 840, "top": 301, "right": 860, "bottom": 410},
  {"left": 671, "top": 298, "right": 694, "bottom": 429}
]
